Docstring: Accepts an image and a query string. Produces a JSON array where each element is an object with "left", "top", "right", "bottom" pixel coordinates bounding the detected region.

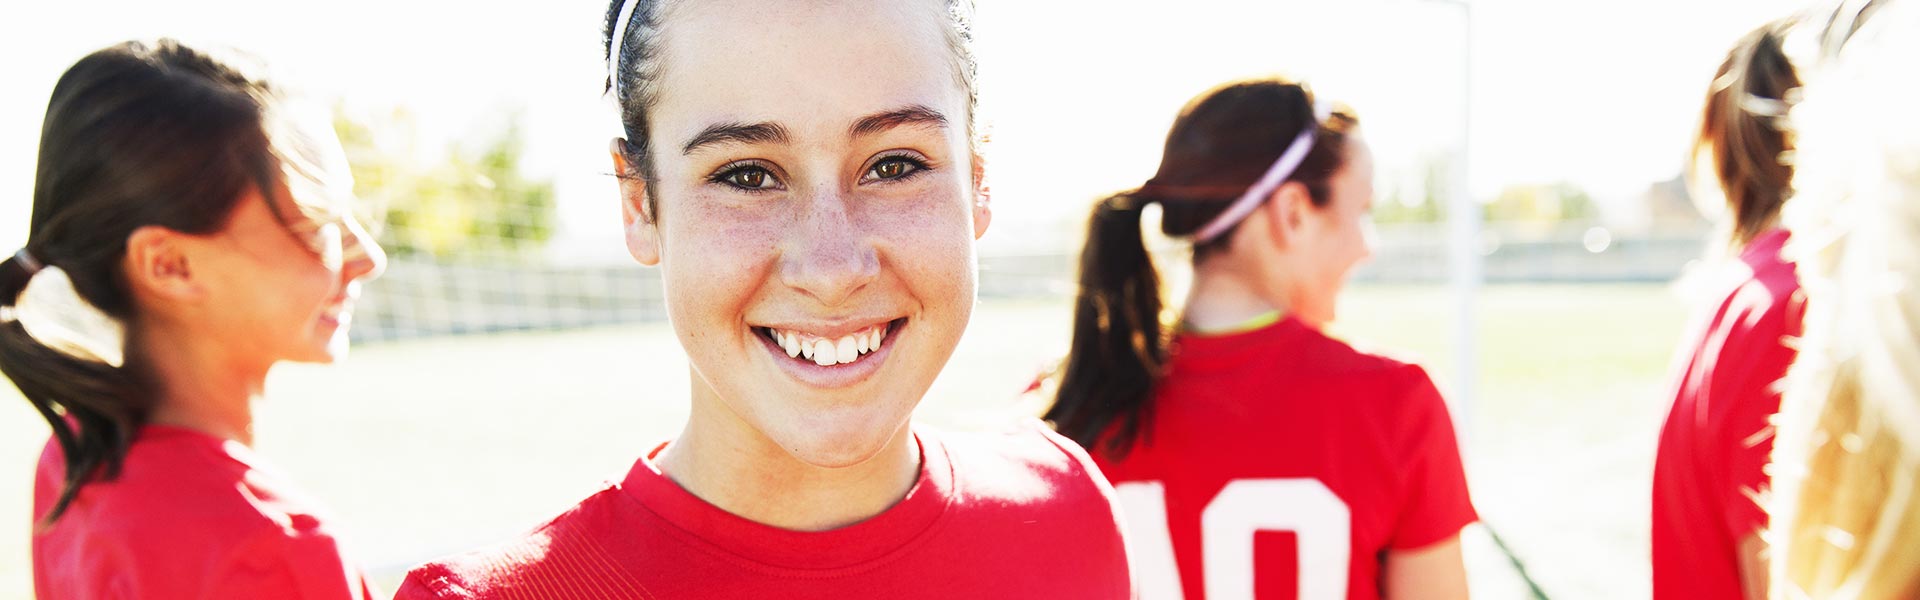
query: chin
[
  {"left": 291, "top": 335, "right": 351, "bottom": 364},
  {"left": 764, "top": 406, "right": 914, "bottom": 469}
]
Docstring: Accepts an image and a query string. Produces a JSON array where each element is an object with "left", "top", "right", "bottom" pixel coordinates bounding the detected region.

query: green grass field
[{"left": 0, "top": 283, "right": 1689, "bottom": 599}]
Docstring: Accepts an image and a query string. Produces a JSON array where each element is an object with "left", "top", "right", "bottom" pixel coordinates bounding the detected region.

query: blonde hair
[{"left": 1769, "top": 2, "right": 1920, "bottom": 598}]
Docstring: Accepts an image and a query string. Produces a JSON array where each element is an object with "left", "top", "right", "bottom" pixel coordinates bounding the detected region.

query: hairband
[
  {"left": 608, "top": 0, "right": 641, "bottom": 91},
  {"left": 3, "top": 249, "right": 125, "bottom": 366},
  {"left": 1192, "top": 99, "right": 1335, "bottom": 243},
  {"left": 12, "top": 249, "right": 42, "bottom": 275}
]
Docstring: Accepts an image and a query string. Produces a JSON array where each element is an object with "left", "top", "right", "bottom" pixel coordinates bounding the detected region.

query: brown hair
[
  {"left": 0, "top": 40, "right": 288, "bottom": 525},
  {"left": 1044, "top": 77, "right": 1358, "bottom": 458},
  {"left": 1696, "top": 22, "right": 1801, "bottom": 248}
]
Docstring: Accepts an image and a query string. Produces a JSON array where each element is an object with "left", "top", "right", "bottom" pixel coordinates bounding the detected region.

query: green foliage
[
  {"left": 1484, "top": 181, "right": 1598, "bottom": 224},
  {"left": 1373, "top": 153, "right": 1600, "bottom": 226},
  {"left": 1375, "top": 154, "right": 1451, "bottom": 224},
  {"left": 334, "top": 106, "right": 555, "bottom": 261}
]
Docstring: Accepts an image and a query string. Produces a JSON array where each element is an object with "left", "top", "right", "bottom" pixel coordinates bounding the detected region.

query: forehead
[{"left": 651, "top": 0, "right": 966, "bottom": 140}]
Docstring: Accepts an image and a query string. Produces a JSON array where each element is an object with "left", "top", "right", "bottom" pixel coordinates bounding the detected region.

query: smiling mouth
[{"left": 755, "top": 318, "right": 904, "bottom": 367}]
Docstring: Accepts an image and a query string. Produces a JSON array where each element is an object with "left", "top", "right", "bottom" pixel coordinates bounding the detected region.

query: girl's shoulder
[
  {"left": 33, "top": 430, "right": 371, "bottom": 599},
  {"left": 396, "top": 485, "right": 645, "bottom": 600},
  {"left": 930, "top": 419, "right": 1123, "bottom": 516}
]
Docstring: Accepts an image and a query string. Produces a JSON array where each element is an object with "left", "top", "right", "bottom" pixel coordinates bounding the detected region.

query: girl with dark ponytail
[
  {"left": 5, "top": 39, "right": 385, "bottom": 599},
  {"left": 1045, "top": 77, "right": 1476, "bottom": 599}
]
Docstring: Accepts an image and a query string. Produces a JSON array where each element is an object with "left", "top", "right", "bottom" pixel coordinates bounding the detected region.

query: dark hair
[
  {"left": 599, "top": 0, "right": 978, "bottom": 221},
  {"left": 0, "top": 39, "right": 287, "bottom": 525},
  {"left": 1044, "top": 77, "right": 1359, "bottom": 458},
  {"left": 1696, "top": 21, "right": 1801, "bottom": 248}
]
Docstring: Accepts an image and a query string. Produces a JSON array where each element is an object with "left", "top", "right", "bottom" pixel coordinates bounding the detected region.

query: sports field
[{"left": 0, "top": 283, "right": 1689, "bottom": 599}]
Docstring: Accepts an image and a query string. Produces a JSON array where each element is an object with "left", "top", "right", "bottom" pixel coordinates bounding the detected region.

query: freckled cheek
[
  {"left": 862, "top": 199, "right": 977, "bottom": 311},
  {"left": 660, "top": 208, "right": 784, "bottom": 336}
]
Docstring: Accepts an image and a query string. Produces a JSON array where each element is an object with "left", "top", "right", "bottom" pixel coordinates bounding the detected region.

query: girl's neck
[
  {"left": 657, "top": 395, "right": 922, "bottom": 532},
  {"left": 133, "top": 324, "right": 267, "bottom": 447},
  {"left": 1183, "top": 263, "right": 1287, "bottom": 333}
]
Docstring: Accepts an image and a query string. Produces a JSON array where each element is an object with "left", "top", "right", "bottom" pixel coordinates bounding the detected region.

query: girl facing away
[
  {"left": 1, "top": 39, "right": 386, "bottom": 599},
  {"left": 1044, "top": 77, "right": 1476, "bottom": 600},
  {"left": 1649, "top": 20, "right": 1803, "bottom": 600},
  {"left": 396, "top": 0, "right": 1131, "bottom": 598}
]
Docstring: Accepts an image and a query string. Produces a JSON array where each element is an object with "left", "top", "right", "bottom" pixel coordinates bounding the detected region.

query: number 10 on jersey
[{"left": 1116, "top": 478, "right": 1352, "bottom": 600}]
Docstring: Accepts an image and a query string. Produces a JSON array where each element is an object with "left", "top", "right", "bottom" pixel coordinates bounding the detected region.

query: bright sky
[{"left": 0, "top": 0, "right": 1810, "bottom": 258}]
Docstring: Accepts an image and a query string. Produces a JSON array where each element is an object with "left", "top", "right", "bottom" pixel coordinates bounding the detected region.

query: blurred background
[{"left": 0, "top": 0, "right": 1813, "bottom": 597}]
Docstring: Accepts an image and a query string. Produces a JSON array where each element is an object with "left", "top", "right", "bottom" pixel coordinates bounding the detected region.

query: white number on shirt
[{"left": 1116, "top": 478, "right": 1351, "bottom": 600}]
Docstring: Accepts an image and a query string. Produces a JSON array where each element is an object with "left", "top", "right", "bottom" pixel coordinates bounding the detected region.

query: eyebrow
[
  {"left": 681, "top": 121, "right": 791, "bottom": 155},
  {"left": 679, "top": 105, "right": 950, "bottom": 155},
  {"left": 849, "top": 105, "right": 949, "bottom": 138}
]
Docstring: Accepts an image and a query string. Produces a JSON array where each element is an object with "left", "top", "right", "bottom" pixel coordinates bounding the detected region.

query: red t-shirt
[
  {"left": 1093, "top": 317, "right": 1476, "bottom": 600},
  {"left": 396, "top": 421, "right": 1132, "bottom": 599},
  {"left": 1652, "top": 229, "right": 1803, "bottom": 600},
  {"left": 32, "top": 424, "right": 375, "bottom": 600}
]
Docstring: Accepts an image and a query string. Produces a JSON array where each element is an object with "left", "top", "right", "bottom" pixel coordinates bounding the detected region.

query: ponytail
[
  {"left": 1044, "top": 193, "right": 1169, "bottom": 459},
  {"left": 2, "top": 39, "right": 280, "bottom": 526},
  {"left": 1, "top": 251, "right": 146, "bottom": 527},
  {"left": 1697, "top": 21, "right": 1800, "bottom": 248}
]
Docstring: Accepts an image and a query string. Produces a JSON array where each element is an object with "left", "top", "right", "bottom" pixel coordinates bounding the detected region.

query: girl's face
[
  {"left": 1280, "top": 135, "right": 1375, "bottom": 327},
  {"left": 620, "top": 0, "right": 987, "bottom": 468},
  {"left": 194, "top": 122, "right": 386, "bottom": 367}
]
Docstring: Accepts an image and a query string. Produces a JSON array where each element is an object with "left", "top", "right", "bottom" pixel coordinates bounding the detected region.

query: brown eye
[
  {"left": 721, "top": 166, "right": 775, "bottom": 190},
  {"left": 867, "top": 156, "right": 924, "bottom": 181}
]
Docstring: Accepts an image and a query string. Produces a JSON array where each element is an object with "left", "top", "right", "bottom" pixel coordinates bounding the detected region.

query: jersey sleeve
[
  {"left": 1386, "top": 366, "right": 1478, "bottom": 550},
  {"left": 206, "top": 526, "right": 375, "bottom": 600},
  {"left": 1705, "top": 291, "right": 1802, "bottom": 543}
]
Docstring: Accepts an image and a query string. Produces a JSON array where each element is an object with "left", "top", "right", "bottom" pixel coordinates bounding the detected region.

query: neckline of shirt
[{"left": 616, "top": 426, "right": 958, "bottom": 572}]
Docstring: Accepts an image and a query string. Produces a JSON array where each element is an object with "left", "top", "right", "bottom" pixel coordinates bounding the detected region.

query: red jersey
[
  {"left": 396, "top": 421, "right": 1132, "bottom": 599},
  {"left": 1093, "top": 317, "right": 1476, "bottom": 600},
  {"left": 32, "top": 424, "right": 374, "bottom": 600},
  {"left": 1652, "top": 229, "right": 1803, "bottom": 600}
]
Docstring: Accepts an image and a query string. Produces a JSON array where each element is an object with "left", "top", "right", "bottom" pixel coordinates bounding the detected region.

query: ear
[
  {"left": 612, "top": 138, "right": 661, "bottom": 266},
  {"left": 122, "top": 225, "right": 202, "bottom": 303},
  {"left": 1260, "top": 181, "right": 1313, "bottom": 249},
  {"left": 970, "top": 148, "right": 992, "bottom": 240}
]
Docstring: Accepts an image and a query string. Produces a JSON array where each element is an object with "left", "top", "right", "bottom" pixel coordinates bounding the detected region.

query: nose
[
  {"left": 779, "top": 187, "right": 878, "bottom": 307},
  {"left": 340, "top": 216, "right": 387, "bottom": 283}
]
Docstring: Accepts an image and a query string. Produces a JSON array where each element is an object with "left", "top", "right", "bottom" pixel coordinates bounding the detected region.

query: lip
[
  {"left": 755, "top": 318, "right": 906, "bottom": 389},
  {"left": 317, "top": 298, "right": 356, "bottom": 329}
]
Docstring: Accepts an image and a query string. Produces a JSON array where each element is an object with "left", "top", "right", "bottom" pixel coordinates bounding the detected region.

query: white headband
[
  {"left": 1193, "top": 99, "right": 1336, "bottom": 243},
  {"left": 608, "top": 0, "right": 642, "bottom": 92}
]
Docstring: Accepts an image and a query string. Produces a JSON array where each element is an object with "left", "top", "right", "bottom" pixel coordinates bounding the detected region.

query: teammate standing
[{"left": 1044, "top": 77, "right": 1475, "bottom": 600}]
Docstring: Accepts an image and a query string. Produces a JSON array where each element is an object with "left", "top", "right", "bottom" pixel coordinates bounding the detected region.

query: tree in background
[
  {"left": 333, "top": 106, "right": 555, "bottom": 262},
  {"left": 1484, "top": 181, "right": 1598, "bottom": 225}
]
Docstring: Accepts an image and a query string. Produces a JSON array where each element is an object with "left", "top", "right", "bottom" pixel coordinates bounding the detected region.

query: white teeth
[
  {"left": 835, "top": 336, "right": 858, "bottom": 364},
  {"left": 812, "top": 340, "right": 836, "bottom": 366},
  {"left": 770, "top": 324, "right": 893, "bottom": 366}
]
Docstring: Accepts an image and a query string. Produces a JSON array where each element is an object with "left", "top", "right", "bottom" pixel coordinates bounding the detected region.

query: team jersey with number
[
  {"left": 32, "top": 424, "right": 375, "bottom": 600},
  {"left": 1651, "top": 228, "right": 1802, "bottom": 600},
  {"left": 1092, "top": 317, "right": 1476, "bottom": 600},
  {"left": 396, "top": 421, "right": 1133, "bottom": 599}
]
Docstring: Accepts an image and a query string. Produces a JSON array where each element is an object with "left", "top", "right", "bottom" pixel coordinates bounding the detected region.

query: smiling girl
[
  {"left": 1, "top": 40, "right": 385, "bottom": 599},
  {"left": 395, "top": 0, "right": 1130, "bottom": 597}
]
